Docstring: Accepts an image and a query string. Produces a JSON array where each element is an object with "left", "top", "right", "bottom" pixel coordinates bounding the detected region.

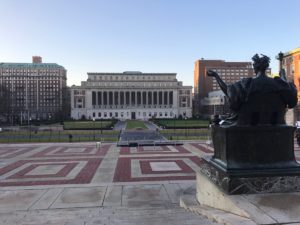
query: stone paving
[
  {"left": 0, "top": 141, "right": 299, "bottom": 224},
  {"left": 0, "top": 141, "right": 218, "bottom": 225}
]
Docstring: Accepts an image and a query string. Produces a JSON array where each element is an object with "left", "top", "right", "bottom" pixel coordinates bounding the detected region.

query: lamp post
[
  {"left": 185, "top": 116, "right": 187, "bottom": 138},
  {"left": 277, "top": 52, "right": 287, "bottom": 81},
  {"left": 49, "top": 115, "right": 52, "bottom": 141},
  {"left": 173, "top": 114, "right": 176, "bottom": 139},
  {"left": 100, "top": 119, "right": 103, "bottom": 141},
  {"left": 29, "top": 117, "right": 32, "bottom": 140},
  {"left": 93, "top": 118, "right": 95, "bottom": 140},
  {"left": 278, "top": 51, "right": 284, "bottom": 71}
]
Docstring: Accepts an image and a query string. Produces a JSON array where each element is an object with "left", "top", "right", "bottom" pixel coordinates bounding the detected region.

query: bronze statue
[
  {"left": 207, "top": 54, "right": 297, "bottom": 126},
  {"left": 200, "top": 54, "right": 300, "bottom": 195}
]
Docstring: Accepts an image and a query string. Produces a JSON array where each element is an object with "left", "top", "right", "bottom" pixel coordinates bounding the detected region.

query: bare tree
[{"left": 0, "top": 84, "right": 11, "bottom": 123}]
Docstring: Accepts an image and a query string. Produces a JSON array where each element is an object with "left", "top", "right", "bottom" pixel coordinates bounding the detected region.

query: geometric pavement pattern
[
  {"left": 0, "top": 144, "right": 110, "bottom": 187},
  {"left": 114, "top": 144, "right": 211, "bottom": 182},
  {"left": 0, "top": 158, "right": 101, "bottom": 186},
  {"left": 0, "top": 147, "right": 34, "bottom": 159},
  {"left": 1, "top": 141, "right": 300, "bottom": 186},
  {"left": 113, "top": 155, "right": 202, "bottom": 182}
]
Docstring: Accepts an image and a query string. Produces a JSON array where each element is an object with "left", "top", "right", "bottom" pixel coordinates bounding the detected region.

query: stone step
[
  {"left": 2, "top": 206, "right": 219, "bottom": 225},
  {"left": 180, "top": 189, "right": 257, "bottom": 225}
]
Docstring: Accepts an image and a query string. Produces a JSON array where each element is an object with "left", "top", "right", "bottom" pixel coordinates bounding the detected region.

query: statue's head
[{"left": 252, "top": 54, "right": 270, "bottom": 74}]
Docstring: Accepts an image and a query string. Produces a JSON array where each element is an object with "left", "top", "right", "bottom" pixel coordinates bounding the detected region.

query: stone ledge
[
  {"left": 180, "top": 189, "right": 256, "bottom": 225},
  {"left": 196, "top": 171, "right": 300, "bottom": 225}
]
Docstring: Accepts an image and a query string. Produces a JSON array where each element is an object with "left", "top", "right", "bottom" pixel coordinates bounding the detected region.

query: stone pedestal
[
  {"left": 196, "top": 171, "right": 300, "bottom": 225},
  {"left": 200, "top": 125, "right": 300, "bottom": 194}
]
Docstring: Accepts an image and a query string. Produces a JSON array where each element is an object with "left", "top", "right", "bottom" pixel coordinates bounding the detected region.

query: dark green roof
[{"left": 0, "top": 63, "right": 65, "bottom": 69}]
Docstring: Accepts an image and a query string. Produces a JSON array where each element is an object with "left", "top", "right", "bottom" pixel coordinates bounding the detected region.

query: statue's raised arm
[{"left": 207, "top": 70, "right": 228, "bottom": 96}]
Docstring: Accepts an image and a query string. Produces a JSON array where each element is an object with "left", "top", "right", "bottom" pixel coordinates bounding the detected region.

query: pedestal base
[
  {"left": 196, "top": 171, "right": 300, "bottom": 224},
  {"left": 201, "top": 155, "right": 300, "bottom": 194},
  {"left": 211, "top": 125, "right": 297, "bottom": 169},
  {"left": 206, "top": 125, "right": 300, "bottom": 194}
]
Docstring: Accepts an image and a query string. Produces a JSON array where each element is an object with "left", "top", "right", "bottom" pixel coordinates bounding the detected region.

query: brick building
[
  {"left": 0, "top": 57, "right": 67, "bottom": 123},
  {"left": 281, "top": 47, "right": 300, "bottom": 122}
]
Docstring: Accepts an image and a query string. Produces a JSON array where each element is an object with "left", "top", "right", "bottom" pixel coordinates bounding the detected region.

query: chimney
[{"left": 32, "top": 56, "right": 42, "bottom": 63}]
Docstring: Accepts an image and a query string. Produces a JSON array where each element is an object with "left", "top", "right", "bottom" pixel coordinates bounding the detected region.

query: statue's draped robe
[{"left": 227, "top": 76, "right": 298, "bottom": 113}]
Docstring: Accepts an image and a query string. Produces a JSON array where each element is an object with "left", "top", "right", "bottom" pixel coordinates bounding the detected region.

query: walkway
[
  {"left": 113, "top": 120, "right": 126, "bottom": 131},
  {"left": 0, "top": 141, "right": 216, "bottom": 225},
  {"left": 1, "top": 141, "right": 299, "bottom": 224},
  {"left": 144, "top": 120, "right": 160, "bottom": 130},
  {"left": 118, "top": 129, "right": 166, "bottom": 144}
]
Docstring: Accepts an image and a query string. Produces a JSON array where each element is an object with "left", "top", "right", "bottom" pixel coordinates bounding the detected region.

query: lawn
[
  {"left": 63, "top": 121, "right": 113, "bottom": 130},
  {"left": 160, "top": 128, "right": 211, "bottom": 141},
  {"left": 0, "top": 130, "right": 120, "bottom": 143},
  {"left": 126, "top": 120, "right": 148, "bottom": 130},
  {"left": 154, "top": 119, "right": 209, "bottom": 128},
  {"left": 160, "top": 129, "right": 209, "bottom": 135}
]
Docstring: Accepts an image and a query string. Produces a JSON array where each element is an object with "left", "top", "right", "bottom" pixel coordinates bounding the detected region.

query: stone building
[
  {"left": 0, "top": 56, "right": 67, "bottom": 123},
  {"left": 71, "top": 71, "right": 192, "bottom": 120}
]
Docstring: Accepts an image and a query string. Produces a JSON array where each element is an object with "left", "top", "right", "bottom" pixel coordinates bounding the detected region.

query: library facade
[{"left": 71, "top": 71, "right": 192, "bottom": 120}]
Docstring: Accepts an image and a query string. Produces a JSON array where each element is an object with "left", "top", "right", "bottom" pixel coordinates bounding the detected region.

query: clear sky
[{"left": 0, "top": 0, "right": 299, "bottom": 87}]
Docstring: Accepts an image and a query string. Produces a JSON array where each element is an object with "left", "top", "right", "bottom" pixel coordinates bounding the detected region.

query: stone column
[
  {"left": 107, "top": 91, "right": 109, "bottom": 106},
  {"left": 95, "top": 91, "right": 98, "bottom": 108},
  {"left": 121, "top": 92, "right": 124, "bottom": 106},
  {"left": 166, "top": 91, "right": 168, "bottom": 106},
  {"left": 152, "top": 91, "right": 154, "bottom": 106},
  {"left": 157, "top": 91, "right": 161, "bottom": 105},
  {"left": 103, "top": 91, "right": 106, "bottom": 106},
  {"left": 135, "top": 91, "right": 137, "bottom": 106},
  {"left": 157, "top": 91, "right": 159, "bottom": 105}
]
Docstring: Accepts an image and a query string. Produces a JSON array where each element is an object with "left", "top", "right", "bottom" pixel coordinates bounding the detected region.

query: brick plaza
[{"left": 0, "top": 141, "right": 299, "bottom": 224}]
